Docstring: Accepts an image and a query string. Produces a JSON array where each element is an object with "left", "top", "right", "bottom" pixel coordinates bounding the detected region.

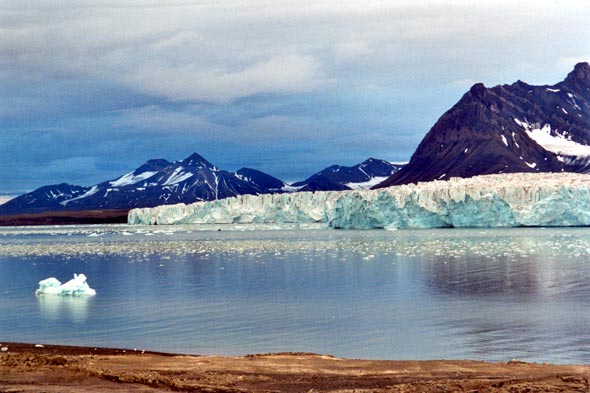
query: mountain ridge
[
  {"left": 291, "top": 158, "right": 403, "bottom": 191},
  {"left": 0, "top": 154, "right": 400, "bottom": 216},
  {"left": 376, "top": 62, "right": 590, "bottom": 187}
]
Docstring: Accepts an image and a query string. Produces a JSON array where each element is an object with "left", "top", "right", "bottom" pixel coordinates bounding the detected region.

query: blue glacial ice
[
  {"left": 35, "top": 273, "right": 97, "bottom": 296},
  {"left": 128, "top": 173, "right": 590, "bottom": 229}
]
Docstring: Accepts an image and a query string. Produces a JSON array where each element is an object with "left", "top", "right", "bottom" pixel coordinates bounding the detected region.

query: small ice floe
[{"left": 35, "top": 273, "right": 97, "bottom": 296}]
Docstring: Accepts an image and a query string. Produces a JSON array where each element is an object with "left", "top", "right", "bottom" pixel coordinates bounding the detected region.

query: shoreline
[
  {"left": 0, "top": 209, "right": 129, "bottom": 226},
  {"left": 2, "top": 342, "right": 589, "bottom": 392}
]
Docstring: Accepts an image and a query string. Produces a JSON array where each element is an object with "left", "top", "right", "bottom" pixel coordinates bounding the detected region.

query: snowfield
[{"left": 128, "top": 173, "right": 590, "bottom": 229}]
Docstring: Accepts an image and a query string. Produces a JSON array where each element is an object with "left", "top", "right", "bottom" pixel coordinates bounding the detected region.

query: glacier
[
  {"left": 128, "top": 173, "right": 590, "bottom": 229},
  {"left": 35, "top": 273, "right": 97, "bottom": 296}
]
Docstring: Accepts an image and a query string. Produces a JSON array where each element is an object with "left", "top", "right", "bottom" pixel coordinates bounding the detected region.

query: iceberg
[
  {"left": 128, "top": 173, "right": 590, "bottom": 229},
  {"left": 35, "top": 273, "right": 97, "bottom": 296}
]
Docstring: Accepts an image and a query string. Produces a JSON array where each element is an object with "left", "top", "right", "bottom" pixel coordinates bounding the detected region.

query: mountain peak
[
  {"left": 134, "top": 158, "right": 170, "bottom": 174},
  {"left": 146, "top": 158, "right": 170, "bottom": 166},
  {"left": 565, "top": 62, "right": 590, "bottom": 85},
  {"left": 377, "top": 64, "right": 590, "bottom": 188},
  {"left": 181, "top": 152, "right": 215, "bottom": 169},
  {"left": 469, "top": 82, "right": 487, "bottom": 98}
]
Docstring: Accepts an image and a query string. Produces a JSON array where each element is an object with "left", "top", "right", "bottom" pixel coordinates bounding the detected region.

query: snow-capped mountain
[
  {"left": 234, "top": 167, "right": 286, "bottom": 191},
  {"left": 377, "top": 62, "right": 590, "bottom": 187},
  {"left": 0, "top": 153, "right": 287, "bottom": 215},
  {"left": 0, "top": 153, "right": 401, "bottom": 216},
  {"left": 0, "top": 184, "right": 91, "bottom": 215},
  {"left": 290, "top": 158, "right": 404, "bottom": 191}
]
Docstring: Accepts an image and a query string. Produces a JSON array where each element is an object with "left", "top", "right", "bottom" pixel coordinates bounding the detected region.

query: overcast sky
[{"left": 1, "top": 0, "right": 589, "bottom": 196}]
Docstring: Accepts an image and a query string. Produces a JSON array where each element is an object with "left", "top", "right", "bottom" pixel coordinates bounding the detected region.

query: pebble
[{"left": 1, "top": 347, "right": 8, "bottom": 352}]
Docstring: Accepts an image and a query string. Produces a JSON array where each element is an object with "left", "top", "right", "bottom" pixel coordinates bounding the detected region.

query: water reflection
[
  {"left": 37, "top": 295, "right": 93, "bottom": 323},
  {"left": 421, "top": 254, "right": 540, "bottom": 296},
  {"left": 2, "top": 226, "right": 590, "bottom": 363},
  {"left": 413, "top": 234, "right": 590, "bottom": 363},
  {"left": 420, "top": 250, "right": 590, "bottom": 299}
]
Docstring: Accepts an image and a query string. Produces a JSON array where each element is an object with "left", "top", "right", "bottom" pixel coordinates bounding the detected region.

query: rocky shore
[{"left": 1, "top": 342, "right": 589, "bottom": 392}]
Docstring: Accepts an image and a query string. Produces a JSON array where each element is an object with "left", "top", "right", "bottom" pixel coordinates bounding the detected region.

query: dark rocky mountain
[
  {"left": 292, "top": 158, "right": 404, "bottom": 191},
  {"left": 0, "top": 153, "right": 287, "bottom": 216},
  {"left": 377, "top": 62, "right": 590, "bottom": 187},
  {"left": 0, "top": 153, "right": 401, "bottom": 217},
  {"left": 0, "top": 184, "right": 91, "bottom": 215},
  {"left": 234, "top": 168, "right": 286, "bottom": 191}
]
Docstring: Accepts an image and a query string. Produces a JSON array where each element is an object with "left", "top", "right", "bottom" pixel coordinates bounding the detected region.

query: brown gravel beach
[{"left": 1, "top": 343, "right": 589, "bottom": 392}]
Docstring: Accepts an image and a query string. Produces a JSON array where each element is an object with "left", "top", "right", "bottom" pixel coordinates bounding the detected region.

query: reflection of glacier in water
[
  {"left": 37, "top": 295, "right": 93, "bottom": 323},
  {"left": 2, "top": 224, "right": 590, "bottom": 362}
]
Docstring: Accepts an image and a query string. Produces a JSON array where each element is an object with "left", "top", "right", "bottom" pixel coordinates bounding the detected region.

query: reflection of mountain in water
[
  {"left": 415, "top": 233, "right": 590, "bottom": 363},
  {"left": 37, "top": 295, "right": 93, "bottom": 323},
  {"left": 420, "top": 254, "right": 540, "bottom": 296},
  {"left": 418, "top": 234, "right": 590, "bottom": 298}
]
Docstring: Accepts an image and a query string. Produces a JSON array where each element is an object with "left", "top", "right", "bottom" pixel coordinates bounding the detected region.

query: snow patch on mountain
[
  {"left": 500, "top": 135, "right": 508, "bottom": 146},
  {"left": 346, "top": 176, "right": 389, "bottom": 190},
  {"left": 110, "top": 171, "right": 157, "bottom": 187},
  {"left": 163, "top": 167, "right": 194, "bottom": 186},
  {"left": 60, "top": 186, "right": 99, "bottom": 206},
  {"left": 515, "top": 118, "right": 590, "bottom": 157},
  {"left": 282, "top": 184, "right": 305, "bottom": 192}
]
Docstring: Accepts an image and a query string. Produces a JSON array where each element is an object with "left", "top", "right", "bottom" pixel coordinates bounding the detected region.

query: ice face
[
  {"left": 35, "top": 273, "right": 97, "bottom": 296},
  {"left": 128, "top": 173, "right": 590, "bottom": 229}
]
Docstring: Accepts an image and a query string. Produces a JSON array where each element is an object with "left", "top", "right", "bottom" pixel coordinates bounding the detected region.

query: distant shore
[
  {"left": 0, "top": 209, "right": 129, "bottom": 226},
  {"left": 1, "top": 342, "right": 589, "bottom": 392}
]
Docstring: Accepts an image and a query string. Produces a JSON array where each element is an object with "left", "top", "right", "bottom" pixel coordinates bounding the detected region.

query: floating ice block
[{"left": 35, "top": 273, "right": 97, "bottom": 296}]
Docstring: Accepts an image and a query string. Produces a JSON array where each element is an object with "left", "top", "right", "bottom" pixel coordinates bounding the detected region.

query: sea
[{"left": 1, "top": 224, "right": 589, "bottom": 363}]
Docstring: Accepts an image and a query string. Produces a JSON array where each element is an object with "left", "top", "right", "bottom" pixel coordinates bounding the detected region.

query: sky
[{"left": 1, "top": 0, "right": 589, "bottom": 197}]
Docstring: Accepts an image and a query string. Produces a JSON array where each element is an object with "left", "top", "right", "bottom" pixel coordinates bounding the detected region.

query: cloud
[
  {"left": 123, "top": 54, "right": 327, "bottom": 103},
  {"left": 333, "top": 41, "right": 373, "bottom": 61},
  {"left": 115, "top": 105, "right": 225, "bottom": 133},
  {"left": 1, "top": 0, "right": 589, "bottom": 193},
  {"left": 115, "top": 104, "right": 340, "bottom": 144},
  {"left": 2, "top": 0, "right": 588, "bottom": 107},
  {"left": 448, "top": 79, "right": 478, "bottom": 89},
  {"left": 557, "top": 55, "right": 590, "bottom": 69}
]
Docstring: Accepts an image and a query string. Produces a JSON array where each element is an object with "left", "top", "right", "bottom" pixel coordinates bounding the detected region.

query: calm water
[{"left": 1, "top": 224, "right": 590, "bottom": 363}]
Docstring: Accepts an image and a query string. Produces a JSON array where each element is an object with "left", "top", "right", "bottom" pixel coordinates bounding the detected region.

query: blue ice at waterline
[
  {"left": 128, "top": 173, "right": 590, "bottom": 229},
  {"left": 35, "top": 273, "right": 97, "bottom": 296}
]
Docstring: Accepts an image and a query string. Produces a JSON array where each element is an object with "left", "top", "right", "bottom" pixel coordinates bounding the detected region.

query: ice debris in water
[{"left": 35, "top": 273, "right": 96, "bottom": 296}]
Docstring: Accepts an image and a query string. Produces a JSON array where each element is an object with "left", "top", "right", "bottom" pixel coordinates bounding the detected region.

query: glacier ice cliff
[
  {"left": 128, "top": 173, "right": 590, "bottom": 229},
  {"left": 36, "top": 273, "right": 97, "bottom": 296}
]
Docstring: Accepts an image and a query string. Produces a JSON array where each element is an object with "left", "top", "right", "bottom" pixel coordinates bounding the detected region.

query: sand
[{"left": 1, "top": 343, "right": 589, "bottom": 392}]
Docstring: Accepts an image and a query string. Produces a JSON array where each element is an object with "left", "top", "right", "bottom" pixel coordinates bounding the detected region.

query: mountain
[
  {"left": 377, "top": 62, "right": 590, "bottom": 187},
  {"left": 0, "top": 184, "right": 92, "bottom": 215},
  {"left": 234, "top": 168, "right": 286, "bottom": 191},
  {"left": 291, "top": 158, "right": 404, "bottom": 191},
  {"left": 0, "top": 153, "right": 286, "bottom": 216},
  {"left": 0, "top": 155, "right": 404, "bottom": 217}
]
